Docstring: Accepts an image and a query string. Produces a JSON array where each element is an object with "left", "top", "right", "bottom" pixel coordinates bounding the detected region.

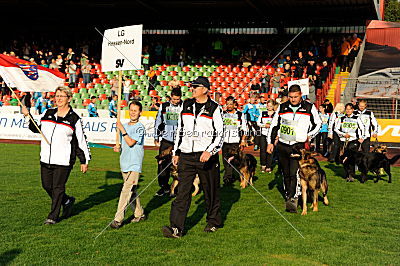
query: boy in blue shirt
[
  {"left": 109, "top": 95, "right": 117, "bottom": 118},
  {"left": 242, "top": 94, "right": 260, "bottom": 150},
  {"left": 315, "top": 104, "right": 330, "bottom": 157},
  {"left": 87, "top": 96, "right": 99, "bottom": 117},
  {"left": 111, "top": 101, "right": 146, "bottom": 229}
]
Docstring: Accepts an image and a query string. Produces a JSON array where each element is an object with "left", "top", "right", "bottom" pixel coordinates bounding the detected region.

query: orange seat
[
  {"left": 83, "top": 99, "right": 91, "bottom": 106},
  {"left": 149, "top": 90, "right": 158, "bottom": 96},
  {"left": 120, "top": 100, "right": 128, "bottom": 108}
]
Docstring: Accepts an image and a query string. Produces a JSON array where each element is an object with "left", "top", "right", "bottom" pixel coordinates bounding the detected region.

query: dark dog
[
  {"left": 372, "top": 144, "right": 388, "bottom": 154},
  {"left": 155, "top": 146, "right": 200, "bottom": 197},
  {"left": 298, "top": 149, "right": 329, "bottom": 215},
  {"left": 340, "top": 149, "right": 400, "bottom": 183},
  {"left": 226, "top": 145, "right": 257, "bottom": 189}
]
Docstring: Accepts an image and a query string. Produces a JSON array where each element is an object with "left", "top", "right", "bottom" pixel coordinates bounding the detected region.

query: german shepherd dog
[
  {"left": 226, "top": 145, "right": 257, "bottom": 189},
  {"left": 372, "top": 144, "right": 388, "bottom": 154},
  {"left": 298, "top": 149, "right": 329, "bottom": 216},
  {"left": 340, "top": 148, "right": 400, "bottom": 183},
  {"left": 155, "top": 146, "right": 200, "bottom": 197}
]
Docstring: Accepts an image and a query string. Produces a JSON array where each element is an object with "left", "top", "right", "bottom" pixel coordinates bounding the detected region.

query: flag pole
[
  {"left": 7, "top": 86, "right": 50, "bottom": 145},
  {"left": 116, "top": 70, "right": 123, "bottom": 146}
]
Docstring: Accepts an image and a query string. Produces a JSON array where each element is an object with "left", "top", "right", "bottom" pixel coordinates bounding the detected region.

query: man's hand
[
  {"left": 116, "top": 121, "right": 124, "bottom": 132},
  {"left": 154, "top": 140, "right": 160, "bottom": 147},
  {"left": 172, "top": 155, "right": 179, "bottom": 167},
  {"left": 200, "top": 151, "right": 212, "bottom": 162},
  {"left": 81, "top": 164, "right": 88, "bottom": 173},
  {"left": 267, "top": 144, "right": 274, "bottom": 154},
  {"left": 113, "top": 145, "right": 121, "bottom": 152},
  {"left": 372, "top": 133, "right": 378, "bottom": 138},
  {"left": 21, "top": 106, "right": 29, "bottom": 116},
  {"left": 328, "top": 134, "right": 333, "bottom": 139}
]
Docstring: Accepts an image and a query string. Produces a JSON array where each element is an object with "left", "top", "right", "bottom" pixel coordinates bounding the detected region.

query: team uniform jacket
[
  {"left": 173, "top": 97, "right": 224, "bottom": 156},
  {"left": 26, "top": 108, "right": 91, "bottom": 167},
  {"left": 154, "top": 101, "right": 183, "bottom": 143},
  {"left": 223, "top": 110, "right": 246, "bottom": 144},
  {"left": 267, "top": 101, "right": 322, "bottom": 145},
  {"left": 357, "top": 109, "right": 378, "bottom": 138},
  {"left": 334, "top": 113, "right": 365, "bottom": 142},
  {"left": 328, "top": 111, "right": 344, "bottom": 135},
  {"left": 257, "top": 111, "right": 275, "bottom": 136}
]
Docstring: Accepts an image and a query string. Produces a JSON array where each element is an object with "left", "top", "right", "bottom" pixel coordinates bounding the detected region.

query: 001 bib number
[
  {"left": 342, "top": 122, "right": 357, "bottom": 130},
  {"left": 165, "top": 112, "right": 179, "bottom": 126},
  {"left": 280, "top": 119, "right": 297, "bottom": 141}
]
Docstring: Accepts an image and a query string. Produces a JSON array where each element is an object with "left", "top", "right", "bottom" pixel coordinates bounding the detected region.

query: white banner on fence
[
  {"left": 0, "top": 114, "right": 156, "bottom": 146},
  {"left": 288, "top": 78, "right": 310, "bottom": 95}
]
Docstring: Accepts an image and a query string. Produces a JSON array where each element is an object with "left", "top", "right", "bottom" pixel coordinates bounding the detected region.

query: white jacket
[{"left": 173, "top": 97, "right": 224, "bottom": 155}]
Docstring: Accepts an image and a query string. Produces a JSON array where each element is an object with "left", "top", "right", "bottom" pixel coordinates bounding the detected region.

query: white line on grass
[
  {"left": 224, "top": 157, "right": 305, "bottom": 239},
  {"left": 94, "top": 161, "right": 172, "bottom": 241}
]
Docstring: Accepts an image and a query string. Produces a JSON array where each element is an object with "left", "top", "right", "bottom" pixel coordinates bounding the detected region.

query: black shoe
[
  {"left": 155, "top": 188, "right": 166, "bottom": 196},
  {"left": 110, "top": 220, "right": 122, "bottom": 229},
  {"left": 162, "top": 226, "right": 182, "bottom": 238},
  {"left": 44, "top": 218, "right": 57, "bottom": 225},
  {"left": 62, "top": 196, "right": 75, "bottom": 218},
  {"left": 204, "top": 224, "right": 219, "bottom": 233},
  {"left": 285, "top": 198, "right": 298, "bottom": 213}
]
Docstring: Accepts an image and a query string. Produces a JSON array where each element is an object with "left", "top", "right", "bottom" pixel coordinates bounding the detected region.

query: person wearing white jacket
[{"left": 163, "top": 77, "right": 224, "bottom": 238}]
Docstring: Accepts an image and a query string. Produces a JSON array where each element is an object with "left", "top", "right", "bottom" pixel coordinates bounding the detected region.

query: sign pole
[
  {"left": 7, "top": 86, "right": 50, "bottom": 145},
  {"left": 116, "top": 70, "right": 123, "bottom": 145}
]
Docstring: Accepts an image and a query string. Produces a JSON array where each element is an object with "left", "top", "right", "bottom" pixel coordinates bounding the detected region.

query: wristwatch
[{"left": 122, "top": 133, "right": 128, "bottom": 137}]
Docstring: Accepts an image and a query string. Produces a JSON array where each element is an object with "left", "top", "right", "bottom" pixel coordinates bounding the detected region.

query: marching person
[
  {"left": 154, "top": 87, "right": 183, "bottom": 196},
  {"left": 267, "top": 85, "right": 321, "bottom": 213},
  {"left": 334, "top": 103, "right": 365, "bottom": 182},
  {"left": 242, "top": 94, "right": 260, "bottom": 150},
  {"left": 257, "top": 99, "right": 276, "bottom": 173},
  {"left": 315, "top": 104, "right": 330, "bottom": 157},
  {"left": 21, "top": 86, "right": 91, "bottom": 225},
  {"left": 110, "top": 101, "right": 146, "bottom": 229},
  {"left": 357, "top": 100, "right": 379, "bottom": 152},
  {"left": 328, "top": 103, "right": 345, "bottom": 164},
  {"left": 222, "top": 96, "right": 246, "bottom": 185},
  {"left": 162, "top": 77, "right": 224, "bottom": 238}
]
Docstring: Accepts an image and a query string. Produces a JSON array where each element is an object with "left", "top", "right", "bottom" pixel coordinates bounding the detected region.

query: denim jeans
[
  {"left": 69, "top": 73, "right": 76, "bottom": 85},
  {"left": 83, "top": 73, "right": 91, "bottom": 84}
]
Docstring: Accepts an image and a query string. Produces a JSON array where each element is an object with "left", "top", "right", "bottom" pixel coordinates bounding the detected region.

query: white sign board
[
  {"left": 288, "top": 78, "right": 310, "bottom": 95},
  {"left": 101, "top": 25, "right": 142, "bottom": 72}
]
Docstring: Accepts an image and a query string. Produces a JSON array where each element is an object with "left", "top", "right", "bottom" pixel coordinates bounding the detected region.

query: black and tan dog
[
  {"left": 155, "top": 146, "right": 200, "bottom": 197},
  {"left": 298, "top": 149, "right": 329, "bottom": 216},
  {"left": 340, "top": 148, "right": 400, "bottom": 183},
  {"left": 226, "top": 145, "right": 257, "bottom": 189}
]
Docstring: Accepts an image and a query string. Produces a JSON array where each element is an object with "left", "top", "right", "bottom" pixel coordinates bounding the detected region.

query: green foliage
[{"left": 385, "top": 0, "right": 400, "bottom": 22}]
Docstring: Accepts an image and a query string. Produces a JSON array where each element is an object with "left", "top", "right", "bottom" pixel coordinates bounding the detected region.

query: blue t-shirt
[
  {"left": 88, "top": 103, "right": 98, "bottom": 117},
  {"left": 243, "top": 103, "right": 260, "bottom": 122},
  {"left": 120, "top": 122, "right": 145, "bottom": 173},
  {"left": 109, "top": 100, "right": 117, "bottom": 117},
  {"left": 319, "top": 113, "right": 330, "bottom": 133}
]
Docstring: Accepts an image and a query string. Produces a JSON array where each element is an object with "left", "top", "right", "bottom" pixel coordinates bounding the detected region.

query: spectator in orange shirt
[
  {"left": 340, "top": 37, "right": 351, "bottom": 72},
  {"left": 349, "top": 34, "right": 362, "bottom": 70}
]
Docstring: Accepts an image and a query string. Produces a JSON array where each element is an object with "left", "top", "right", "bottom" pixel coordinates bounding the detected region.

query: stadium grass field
[{"left": 0, "top": 143, "right": 399, "bottom": 265}]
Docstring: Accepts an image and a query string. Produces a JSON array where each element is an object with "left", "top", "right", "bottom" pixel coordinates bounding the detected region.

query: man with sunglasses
[{"left": 162, "top": 77, "right": 224, "bottom": 238}]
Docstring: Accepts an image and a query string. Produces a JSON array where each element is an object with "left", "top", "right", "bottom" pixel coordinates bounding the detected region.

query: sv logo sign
[{"left": 115, "top": 59, "right": 125, "bottom": 68}]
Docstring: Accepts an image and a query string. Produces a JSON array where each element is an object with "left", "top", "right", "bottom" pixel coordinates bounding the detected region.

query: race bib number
[
  {"left": 165, "top": 112, "right": 179, "bottom": 126},
  {"left": 280, "top": 119, "right": 297, "bottom": 141},
  {"left": 224, "top": 114, "right": 239, "bottom": 129},
  {"left": 342, "top": 121, "right": 357, "bottom": 130}
]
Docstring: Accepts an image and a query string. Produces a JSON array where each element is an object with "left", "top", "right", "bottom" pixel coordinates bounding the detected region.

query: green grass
[{"left": 0, "top": 143, "right": 399, "bottom": 265}]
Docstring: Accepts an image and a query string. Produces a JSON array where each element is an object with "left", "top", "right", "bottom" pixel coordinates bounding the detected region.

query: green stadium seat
[
  {"left": 186, "top": 71, "right": 194, "bottom": 77},
  {"left": 94, "top": 84, "right": 102, "bottom": 90},
  {"left": 102, "top": 99, "right": 110, "bottom": 105},
  {"left": 88, "top": 88, "right": 96, "bottom": 94},
  {"left": 174, "top": 66, "right": 181, "bottom": 72},
  {"left": 181, "top": 86, "right": 189, "bottom": 92},
  {"left": 81, "top": 93, "right": 89, "bottom": 99},
  {"left": 80, "top": 88, "right": 88, "bottom": 94},
  {"left": 181, "top": 76, "right": 189, "bottom": 82},
  {"left": 74, "top": 99, "right": 83, "bottom": 105},
  {"left": 165, "top": 76, "right": 173, "bottom": 81},
  {"left": 103, "top": 84, "right": 112, "bottom": 90},
  {"left": 157, "top": 75, "right": 163, "bottom": 81},
  {"left": 107, "top": 74, "right": 114, "bottom": 80},
  {"left": 76, "top": 104, "right": 84, "bottom": 109},
  {"left": 73, "top": 93, "right": 81, "bottom": 99}
]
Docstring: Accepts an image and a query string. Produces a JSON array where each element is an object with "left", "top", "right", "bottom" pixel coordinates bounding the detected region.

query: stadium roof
[{"left": 0, "top": 0, "right": 380, "bottom": 29}]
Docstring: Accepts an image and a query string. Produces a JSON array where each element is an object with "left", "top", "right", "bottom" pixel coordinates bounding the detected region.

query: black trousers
[
  {"left": 170, "top": 153, "right": 221, "bottom": 232},
  {"left": 277, "top": 142, "right": 304, "bottom": 200},
  {"left": 248, "top": 121, "right": 260, "bottom": 147},
  {"left": 158, "top": 139, "right": 174, "bottom": 189},
  {"left": 40, "top": 163, "right": 72, "bottom": 220},
  {"left": 329, "top": 132, "right": 340, "bottom": 163},
  {"left": 222, "top": 142, "right": 239, "bottom": 183},
  {"left": 315, "top": 132, "right": 328, "bottom": 154},
  {"left": 361, "top": 137, "right": 371, "bottom": 153},
  {"left": 260, "top": 135, "right": 273, "bottom": 168}
]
